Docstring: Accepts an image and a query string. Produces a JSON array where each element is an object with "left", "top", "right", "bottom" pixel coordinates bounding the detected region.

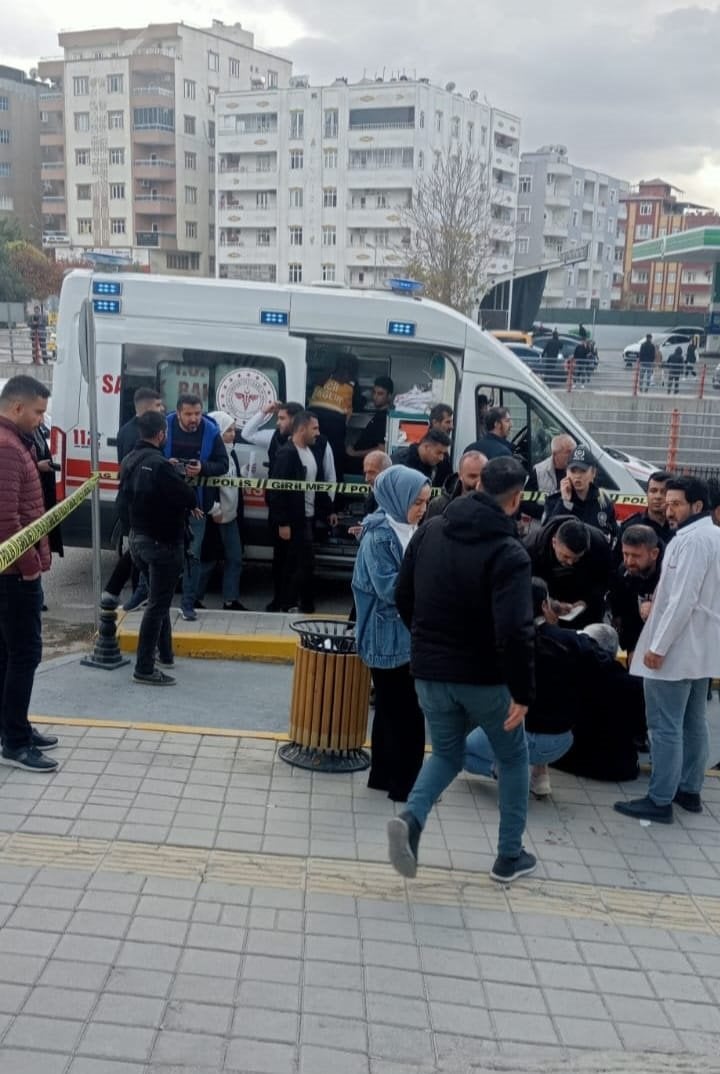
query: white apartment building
[
  {"left": 38, "top": 21, "right": 291, "bottom": 274},
  {"left": 514, "top": 145, "right": 629, "bottom": 310},
  {"left": 215, "top": 77, "right": 520, "bottom": 288}
]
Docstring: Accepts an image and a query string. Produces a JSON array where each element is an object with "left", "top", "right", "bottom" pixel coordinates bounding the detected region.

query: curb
[{"left": 117, "top": 626, "right": 296, "bottom": 663}]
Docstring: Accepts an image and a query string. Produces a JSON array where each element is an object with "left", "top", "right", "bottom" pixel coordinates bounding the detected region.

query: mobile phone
[
  {"left": 559, "top": 602, "right": 587, "bottom": 623},
  {"left": 50, "top": 462, "right": 61, "bottom": 472}
]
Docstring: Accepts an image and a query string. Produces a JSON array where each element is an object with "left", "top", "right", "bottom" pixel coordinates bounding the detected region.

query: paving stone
[
  {"left": 7, "top": 906, "right": 73, "bottom": 932},
  {"left": 368, "top": 1025, "right": 433, "bottom": 1064},
  {"left": 555, "top": 1016, "right": 623, "bottom": 1049},
  {"left": 104, "top": 967, "right": 172, "bottom": 997},
  {"left": 618, "top": 1022, "right": 683, "bottom": 1052},
  {"left": 476, "top": 954, "right": 537, "bottom": 986},
  {"left": 492, "top": 1010, "right": 558, "bottom": 1045},
  {"left": 242, "top": 954, "right": 301, "bottom": 984},
  {"left": 78, "top": 1023, "right": 156, "bottom": 1062},
  {"left": 22, "top": 885, "right": 81, "bottom": 910},
  {"left": 299, "top": 1045, "right": 369, "bottom": 1074},
  {"left": 484, "top": 981, "right": 547, "bottom": 1014},
  {"left": 578, "top": 940, "right": 640, "bottom": 968},
  {"left": 54, "top": 935, "right": 121, "bottom": 965},
  {"left": 364, "top": 966, "right": 425, "bottom": 998},
  {"left": 0, "top": 927, "right": 60, "bottom": 957},
  {"left": 362, "top": 940, "right": 421, "bottom": 971},
  {"left": 92, "top": 993, "right": 166, "bottom": 1027},
  {"left": 170, "top": 974, "right": 237, "bottom": 1006},
  {"left": 225, "top": 1038, "right": 297, "bottom": 1073},
  {"left": 4, "top": 1013, "right": 85, "bottom": 1051},
  {"left": 591, "top": 966, "right": 654, "bottom": 997},
  {"left": 67, "top": 911, "right": 131, "bottom": 939},
  {"left": 632, "top": 945, "right": 694, "bottom": 973},
  {"left": 366, "top": 994, "right": 427, "bottom": 1029},
  {"left": 305, "top": 935, "right": 362, "bottom": 964},
  {"left": 234, "top": 1006, "right": 298, "bottom": 1044},
  {"left": 301, "top": 1012, "right": 367, "bottom": 1053},
  {"left": 0, "top": 954, "right": 47, "bottom": 985},
  {"left": 0, "top": 1051, "right": 69, "bottom": 1074},
  {"left": 306, "top": 912, "right": 360, "bottom": 938},
  {"left": 665, "top": 999, "right": 720, "bottom": 1032},
  {"left": 135, "top": 896, "right": 194, "bottom": 921},
  {"left": 648, "top": 969, "right": 713, "bottom": 1002},
  {"left": 39, "top": 960, "right": 110, "bottom": 991},
  {"left": 423, "top": 975, "right": 486, "bottom": 1008},
  {"left": 428, "top": 1001, "right": 493, "bottom": 1038},
  {"left": 125, "top": 917, "right": 188, "bottom": 947},
  {"left": 68, "top": 1059, "right": 146, "bottom": 1074},
  {"left": 23, "top": 985, "right": 98, "bottom": 1020}
]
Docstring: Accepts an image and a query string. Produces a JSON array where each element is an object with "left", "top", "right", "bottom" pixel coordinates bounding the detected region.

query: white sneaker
[{"left": 530, "top": 766, "right": 551, "bottom": 798}]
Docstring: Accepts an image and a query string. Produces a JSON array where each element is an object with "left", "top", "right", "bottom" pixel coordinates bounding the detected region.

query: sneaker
[
  {"left": 530, "top": 765, "right": 551, "bottom": 798},
  {"left": 387, "top": 811, "right": 422, "bottom": 879},
  {"left": 1, "top": 745, "right": 58, "bottom": 772},
  {"left": 490, "top": 849, "right": 537, "bottom": 884},
  {"left": 673, "top": 789, "right": 702, "bottom": 814},
  {"left": 100, "top": 590, "right": 120, "bottom": 610},
  {"left": 222, "top": 601, "right": 247, "bottom": 611},
  {"left": 123, "top": 586, "right": 149, "bottom": 612},
  {"left": 180, "top": 604, "right": 197, "bottom": 622},
  {"left": 31, "top": 727, "right": 59, "bottom": 751},
  {"left": 613, "top": 795, "right": 673, "bottom": 824},
  {"left": 132, "top": 669, "right": 176, "bottom": 686}
]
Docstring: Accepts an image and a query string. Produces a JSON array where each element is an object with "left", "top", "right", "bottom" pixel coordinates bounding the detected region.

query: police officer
[{"left": 543, "top": 445, "right": 619, "bottom": 546}]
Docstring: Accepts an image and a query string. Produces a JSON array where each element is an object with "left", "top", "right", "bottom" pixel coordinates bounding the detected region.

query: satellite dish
[
  {"left": 445, "top": 81, "right": 456, "bottom": 93},
  {"left": 469, "top": 89, "right": 479, "bottom": 101}
]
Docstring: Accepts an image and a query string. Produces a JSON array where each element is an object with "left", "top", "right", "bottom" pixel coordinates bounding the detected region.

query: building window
[
  {"left": 288, "top": 263, "right": 302, "bottom": 283},
  {"left": 110, "top": 218, "right": 126, "bottom": 235},
  {"left": 183, "top": 79, "right": 196, "bottom": 100},
  {"left": 75, "top": 149, "right": 90, "bottom": 165},
  {"left": 635, "top": 224, "right": 652, "bottom": 240},
  {"left": 185, "top": 186, "right": 198, "bottom": 204},
  {"left": 324, "top": 109, "right": 338, "bottom": 138},
  {"left": 667, "top": 271, "right": 676, "bottom": 283},
  {"left": 73, "top": 76, "right": 89, "bottom": 96},
  {"left": 0, "top": 194, "right": 13, "bottom": 210},
  {"left": 74, "top": 113, "right": 90, "bottom": 132},
  {"left": 257, "top": 230, "right": 271, "bottom": 246},
  {"left": 185, "top": 151, "right": 197, "bottom": 169},
  {"left": 480, "top": 126, "right": 487, "bottom": 146},
  {"left": 289, "top": 110, "right": 304, "bottom": 139},
  {"left": 289, "top": 225, "right": 303, "bottom": 246},
  {"left": 517, "top": 207, "right": 531, "bottom": 224},
  {"left": 208, "top": 154, "right": 215, "bottom": 172},
  {"left": 0, "top": 163, "right": 10, "bottom": 177},
  {"left": 467, "top": 121, "right": 474, "bottom": 145},
  {"left": 323, "top": 188, "right": 337, "bottom": 208},
  {"left": 167, "top": 252, "right": 201, "bottom": 270},
  {"left": 110, "top": 183, "right": 125, "bottom": 199},
  {"left": 76, "top": 184, "right": 91, "bottom": 200},
  {"left": 323, "top": 148, "right": 337, "bottom": 169},
  {"left": 109, "top": 147, "right": 124, "bottom": 165},
  {"left": 0, "top": 97, "right": 8, "bottom": 111},
  {"left": 209, "top": 188, "right": 215, "bottom": 206},
  {"left": 209, "top": 224, "right": 215, "bottom": 241},
  {"left": 290, "top": 149, "right": 304, "bottom": 170},
  {"left": 517, "top": 237, "right": 530, "bottom": 255},
  {"left": 451, "top": 116, "right": 460, "bottom": 138},
  {"left": 633, "top": 293, "right": 646, "bottom": 306},
  {"left": 683, "top": 270, "right": 697, "bottom": 283},
  {"left": 208, "top": 51, "right": 219, "bottom": 72},
  {"left": 435, "top": 111, "right": 443, "bottom": 131},
  {"left": 632, "top": 270, "right": 649, "bottom": 284},
  {"left": 186, "top": 221, "right": 197, "bottom": 238},
  {"left": 683, "top": 293, "right": 696, "bottom": 306},
  {"left": 639, "top": 202, "right": 653, "bottom": 216},
  {"left": 289, "top": 188, "right": 303, "bottom": 209},
  {"left": 419, "top": 111, "right": 424, "bottom": 130},
  {"left": 322, "top": 226, "right": 337, "bottom": 246},
  {"left": 267, "top": 70, "right": 278, "bottom": 88},
  {"left": 257, "top": 191, "right": 269, "bottom": 209},
  {"left": 256, "top": 154, "right": 273, "bottom": 172},
  {"left": 609, "top": 188, "right": 617, "bottom": 204},
  {"left": 418, "top": 150, "right": 424, "bottom": 170},
  {"left": 133, "top": 107, "right": 174, "bottom": 131},
  {"left": 229, "top": 58, "right": 242, "bottom": 79},
  {"left": 322, "top": 263, "right": 336, "bottom": 282},
  {"left": 108, "top": 110, "right": 124, "bottom": 129},
  {"left": 107, "top": 74, "right": 123, "bottom": 94},
  {"left": 77, "top": 218, "right": 92, "bottom": 235},
  {"left": 183, "top": 115, "right": 195, "bottom": 135},
  {"left": 567, "top": 268, "right": 574, "bottom": 287},
  {"left": 519, "top": 175, "right": 532, "bottom": 194}
]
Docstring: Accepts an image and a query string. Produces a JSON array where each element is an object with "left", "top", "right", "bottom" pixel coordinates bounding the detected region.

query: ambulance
[{"left": 50, "top": 271, "right": 643, "bottom": 560}]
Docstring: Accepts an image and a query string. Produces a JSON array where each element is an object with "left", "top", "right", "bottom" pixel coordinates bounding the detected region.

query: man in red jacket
[{"left": 0, "top": 375, "right": 58, "bottom": 773}]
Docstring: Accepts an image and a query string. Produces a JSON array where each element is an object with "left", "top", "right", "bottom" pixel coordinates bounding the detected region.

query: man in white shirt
[
  {"left": 615, "top": 477, "right": 720, "bottom": 823},
  {"left": 242, "top": 401, "right": 336, "bottom": 484}
]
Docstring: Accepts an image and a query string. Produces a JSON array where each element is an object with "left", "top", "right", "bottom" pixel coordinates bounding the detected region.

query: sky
[{"left": 4, "top": 0, "right": 719, "bottom": 208}]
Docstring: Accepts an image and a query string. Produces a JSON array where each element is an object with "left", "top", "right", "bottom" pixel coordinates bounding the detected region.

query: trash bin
[{"left": 279, "top": 619, "right": 371, "bottom": 773}]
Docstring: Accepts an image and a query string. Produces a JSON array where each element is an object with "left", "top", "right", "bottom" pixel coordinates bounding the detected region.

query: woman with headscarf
[
  {"left": 352, "top": 465, "right": 430, "bottom": 801},
  {"left": 197, "top": 411, "right": 246, "bottom": 610}
]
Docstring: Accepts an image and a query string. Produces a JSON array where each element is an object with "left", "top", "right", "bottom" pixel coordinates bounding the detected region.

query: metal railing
[
  {"left": 348, "top": 121, "right": 415, "bottom": 131},
  {"left": 135, "top": 231, "right": 176, "bottom": 246},
  {"left": 135, "top": 194, "right": 176, "bottom": 202},
  {"left": 132, "top": 86, "right": 174, "bottom": 97},
  {"left": 134, "top": 158, "right": 175, "bottom": 168},
  {"left": 41, "top": 161, "right": 65, "bottom": 170}
]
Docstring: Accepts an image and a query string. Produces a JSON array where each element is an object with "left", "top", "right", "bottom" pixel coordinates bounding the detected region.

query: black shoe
[
  {"left": 1, "top": 745, "right": 58, "bottom": 772},
  {"left": 222, "top": 601, "right": 247, "bottom": 611},
  {"left": 156, "top": 657, "right": 175, "bottom": 670},
  {"left": 614, "top": 795, "right": 673, "bottom": 824},
  {"left": 387, "top": 811, "right": 421, "bottom": 879},
  {"left": 132, "top": 669, "right": 176, "bottom": 686},
  {"left": 31, "top": 727, "right": 59, "bottom": 751},
  {"left": 673, "top": 789, "right": 702, "bottom": 814},
  {"left": 490, "top": 849, "right": 537, "bottom": 884},
  {"left": 41, "top": 603, "right": 48, "bottom": 612}
]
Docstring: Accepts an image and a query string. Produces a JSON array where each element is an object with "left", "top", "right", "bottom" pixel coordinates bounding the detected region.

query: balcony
[
  {"left": 218, "top": 206, "right": 276, "bottom": 227},
  {"left": 132, "top": 85, "right": 174, "bottom": 97},
  {"left": 219, "top": 244, "right": 277, "bottom": 265},
  {"left": 545, "top": 186, "right": 571, "bottom": 208},
  {"left": 346, "top": 208, "right": 406, "bottom": 228},
  {"left": 544, "top": 217, "right": 570, "bottom": 239},
  {"left": 135, "top": 231, "right": 177, "bottom": 248},
  {"left": 41, "top": 161, "right": 65, "bottom": 178},
  {"left": 40, "top": 129, "right": 65, "bottom": 146},
  {"left": 135, "top": 194, "right": 176, "bottom": 214},
  {"left": 346, "top": 245, "right": 404, "bottom": 268},
  {"left": 220, "top": 169, "right": 277, "bottom": 190},
  {"left": 130, "top": 51, "right": 175, "bottom": 74},
  {"left": 133, "top": 158, "right": 176, "bottom": 180},
  {"left": 133, "top": 128, "right": 175, "bottom": 146}
]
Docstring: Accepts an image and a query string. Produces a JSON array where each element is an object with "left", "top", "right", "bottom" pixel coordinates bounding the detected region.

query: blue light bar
[
  {"left": 388, "top": 320, "right": 416, "bottom": 337},
  {"left": 260, "top": 310, "right": 289, "bottom": 326},
  {"left": 387, "top": 277, "right": 424, "bottom": 295},
  {"left": 92, "top": 280, "right": 122, "bottom": 296},
  {"left": 93, "top": 299, "right": 121, "bottom": 314}
]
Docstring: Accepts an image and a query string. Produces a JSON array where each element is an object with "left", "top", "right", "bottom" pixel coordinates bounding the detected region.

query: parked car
[
  {"left": 490, "top": 329, "right": 534, "bottom": 346},
  {"left": 533, "top": 333, "right": 591, "bottom": 362},
  {"left": 504, "top": 343, "right": 566, "bottom": 387},
  {"left": 670, "top": 324, "right": 706, "bottom": 342},
  {"left": 603, "top": 446, "right": 659, "bottom": 490},
  {"left": 622, "top": 332, "right": 692, "bottom": 369}
]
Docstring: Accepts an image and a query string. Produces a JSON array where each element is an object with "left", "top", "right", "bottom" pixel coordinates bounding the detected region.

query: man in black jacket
[
  {"left": 528, "top": 516, "right": 612, "bottom": 628},
  {"left": 118, "top": 410, "right": 197, "bottom": 686},
  {"left": 619, "top": 470, "right": 673, "bottom": 546},
  {"left": 116, "top": 388, "right": 165, "bottom": 463},
  {"left": 391, "top": 429, "right": 450, "bottom": 487},
  {"left": 609, "top": 525, "right": 663, "bottom": 661},
  {"left": 637, "top": 333, "right": 656, "bottom": 393},
  {"left": 424, "top": 450, "right": 487, "bottom": 520},
  {"left": 388, "top": 456, "right": 536, "bottom": 885},
  {"left": 542, "top": 445, "right": 618, "bottom": 547},
  {"left": 266, "top": 411, "right": 337, "bottom": 613},
  {"left": 464, "top": 405, "right": 514, "bottom": 459}
]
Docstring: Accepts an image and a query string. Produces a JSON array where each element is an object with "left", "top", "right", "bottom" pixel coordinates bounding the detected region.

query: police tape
[{"left": 0, "top": 475, "right": 99, "bottom": 573}]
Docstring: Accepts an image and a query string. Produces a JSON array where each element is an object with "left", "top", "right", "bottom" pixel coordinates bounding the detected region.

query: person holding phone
[{"left": 543, "top": 445, "right": 618, "bottom": 547}]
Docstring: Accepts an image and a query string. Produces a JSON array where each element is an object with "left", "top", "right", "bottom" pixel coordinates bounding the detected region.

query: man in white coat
[{"left": 614, "top": 477, "right": 720, "bottom": 823}]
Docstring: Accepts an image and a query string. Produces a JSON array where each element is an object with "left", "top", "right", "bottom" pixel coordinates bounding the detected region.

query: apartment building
[
  {"left": 514, "top": 145, "right": 629, "bottom": 310},
  {"left": 38, "top": 21, "right": 291, "bottom": 274},
  {"left": 0, "top": 66, "right": 42, "bottom": 242},
  {"left": 621, "top": 179, "right": 720, "bottom": 314},
  {"left": 215, "top": 76, "right": 520, "bottom": 288}
]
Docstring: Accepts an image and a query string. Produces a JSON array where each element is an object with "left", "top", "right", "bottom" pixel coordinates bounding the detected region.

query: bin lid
[{"left": 291, "top": 618, "right": 357, "bottom": 654}]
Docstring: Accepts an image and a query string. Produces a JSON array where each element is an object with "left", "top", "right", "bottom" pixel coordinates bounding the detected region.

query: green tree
[{"left": 0, "top": 246, "right": 28, "bottom": 302}]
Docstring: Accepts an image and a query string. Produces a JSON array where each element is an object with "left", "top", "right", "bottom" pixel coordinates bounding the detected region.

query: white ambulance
[{"left": 50, "top": 270, "right": 643, "bottom": 559}]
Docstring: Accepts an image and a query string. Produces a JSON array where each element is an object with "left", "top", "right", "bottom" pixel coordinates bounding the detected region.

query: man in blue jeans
[
  {"left": 391, "top": 456, "right": 536, "bottom": 883},
  {"left": 615, "top": 476, "right": 720, "bottom": 822}
]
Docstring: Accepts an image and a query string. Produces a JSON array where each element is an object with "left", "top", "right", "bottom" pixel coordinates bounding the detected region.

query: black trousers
[
  {"left": 0, "top": 575, "right": 43, "bottom": 750},
  {"left": 369, "top": 664, "right": 426, "bottom": 802},
  {"left": 273, "top": 520, "right": 315, "bottom": 611},
  {"left": 104, "top": 546, "right": 140, "bottom": 598},
  {"left": 129, "top": 533, "right": 183, "bottom": 674}
]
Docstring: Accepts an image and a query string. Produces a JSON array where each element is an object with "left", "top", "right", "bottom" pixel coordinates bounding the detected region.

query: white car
[
  {"left": 622, "top": 333, "right": 691, "bottom": 369},
  {"left": 603, "top": 446, "right": 659, "bottom": 489}
]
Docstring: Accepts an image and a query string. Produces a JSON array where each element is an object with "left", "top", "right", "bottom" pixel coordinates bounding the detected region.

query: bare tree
[{"left": 403, "top": 148, "right": 508, "bottom": 315}]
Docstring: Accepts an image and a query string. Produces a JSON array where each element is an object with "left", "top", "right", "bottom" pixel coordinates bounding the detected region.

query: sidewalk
[{"left": 2, "top": 719, "right": 720, "bottom": 1072}]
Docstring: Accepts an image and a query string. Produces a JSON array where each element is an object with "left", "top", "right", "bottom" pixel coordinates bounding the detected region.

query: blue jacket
[
  {"left": 351, "top": 518, "right": 410, "bottom": 669},
  {"left": 163, "top": 413, "right": 228, "bottom": 513}
]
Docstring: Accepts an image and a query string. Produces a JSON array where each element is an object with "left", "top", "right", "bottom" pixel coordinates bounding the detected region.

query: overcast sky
[{"left": 4, "top": 0, "right": 718, "bottom": 208}]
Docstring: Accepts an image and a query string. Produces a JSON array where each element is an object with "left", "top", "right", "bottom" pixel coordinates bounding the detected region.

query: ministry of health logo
[{"left": 216, "top": 369, "right": 277, "bottom": 428}]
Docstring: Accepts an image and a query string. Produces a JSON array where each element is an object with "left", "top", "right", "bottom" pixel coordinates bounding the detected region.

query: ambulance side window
[{"left": 474, "top": 386, "right": 565, "bottom": 470}]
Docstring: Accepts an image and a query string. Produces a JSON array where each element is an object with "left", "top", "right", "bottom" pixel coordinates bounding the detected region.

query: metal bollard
[{"left": 81, "top": 596, "right": 131, "bottom": 670}]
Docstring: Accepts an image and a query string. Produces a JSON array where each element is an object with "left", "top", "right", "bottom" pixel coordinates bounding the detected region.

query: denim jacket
[{"left": 351, "top": 519, "right": 411, "bottom": 669}]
